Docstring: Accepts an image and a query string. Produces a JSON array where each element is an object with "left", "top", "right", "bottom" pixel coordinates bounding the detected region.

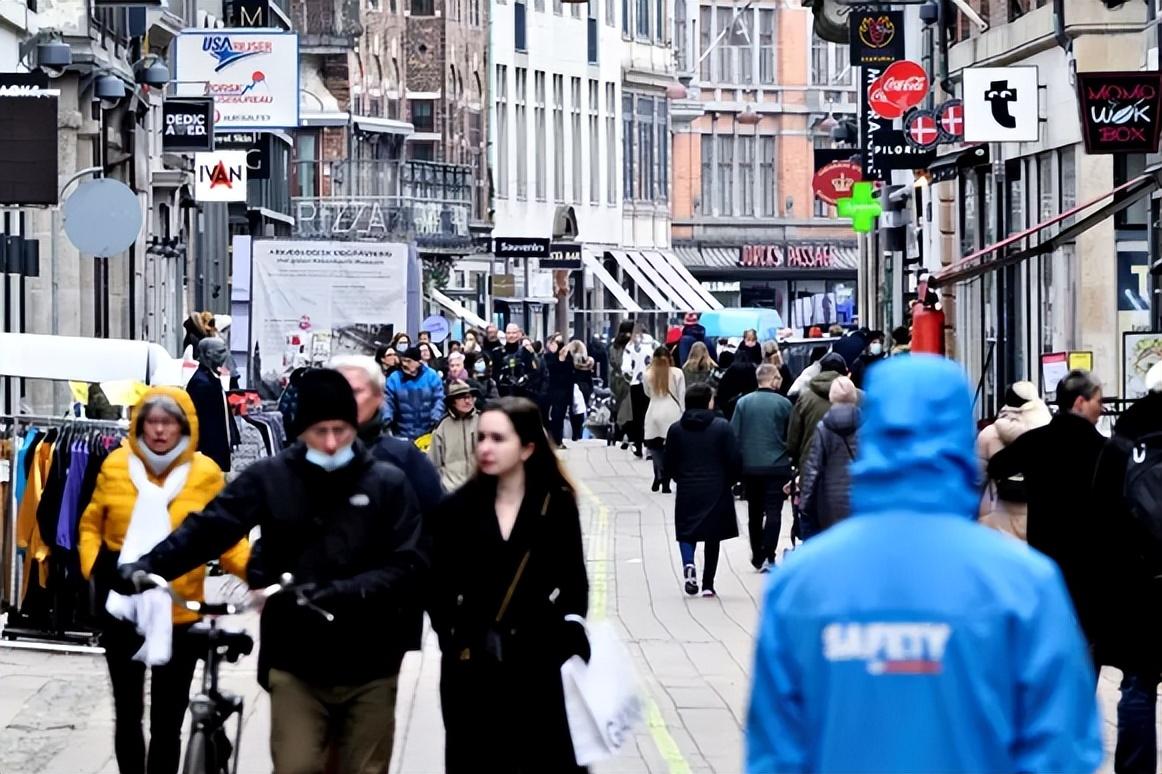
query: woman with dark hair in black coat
[
  {"left": 429, "top": 397, "right": 590, "bottom": 773},
  {"left": 715, "top": 344, "right": 760, "bottom": 421}
]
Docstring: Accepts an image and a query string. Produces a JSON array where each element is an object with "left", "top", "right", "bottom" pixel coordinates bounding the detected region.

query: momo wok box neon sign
[{"left": 175, "top": 30, "right": 300, "bottom": 130}]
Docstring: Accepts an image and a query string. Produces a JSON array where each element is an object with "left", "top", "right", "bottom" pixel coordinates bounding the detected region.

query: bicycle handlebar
[{"left": 132, "top": 571, "right": 335, "bottom": 621}]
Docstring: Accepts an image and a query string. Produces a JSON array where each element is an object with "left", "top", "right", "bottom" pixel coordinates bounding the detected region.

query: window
[
  {"left": 516, "top": 68, "right": 528, "bottom": 198},
  {"left": 699, "top": 7, "right": 712, "bottom": 81},
  {"left": 294, "top": 132, "right": 319, "bottom": 198},
  {"left": 700, "top": 134, "right": 713, "bottom": 214},
  {"left": 607, "top": 84, "right": 616, "bottom": 204},
  {"left": 410, "top": 142, "right": 436, "bottom": 161},
  {"left": 471, "top": 0, "right": 480, "bottom": 23},
  {"left": 760, "top": 136, "right": 775, "bottom": 216},
  {"left": 636, "top": 0, "right": 649, "bottom": 38},
  {"left": 657, "top": 98, "right": 668, "bottom": 201},
  {"left": 411, "top": 0, "right": 433, "bottom": 13},
  {"left": 535, "top": 72, "right": 546, "bottom": 200},
  {"left": 515, "top": 1, "right": 527, "bottom": 49},
  {"left": 606, "top": 0, "right": 614, "bottom": 27},
  {"left": 656, "top": 0, "right": 664, "bottom": 43},
  {"left": 811, "top": 36, "right": 853, "bottom": 87},
  {"left": 572, "top": 78, "right": 583, "bottom": 203},
  {"left": 571, "top": 0, "right": 581, "bottom": 18},
  {"left": 731, "top": 8, "right": 753, "bottom": 85},
  {"left": 554, "top": 0, "right": 561, "bottom": 15},
  {"left": 674, "top": 0, "right": 686, "bottom": 70},
  {"left": 717, "top": 135, "right": 733, "bottom": 214},
  {"left": 637, "top": 96, "right": 654, "bottom": 200},
  {"left": 739, "top": 135, "right": 754, "bottom": 215},
  {"left": 534, "top": 0, "right": 543, "bottom": 13},
  {"left": 622, "top": 93, "right": 634, "bottom": 200},
  {"left": 589, "top": 80, "right": 600, "bottom": 204},
  {"left": 622, "top": 0, "right": 630, "bottom": 35},
  {"left": 759, "top": 9, "right": 774, "bottom": 85},
  {"left": 411, "top": 100, "right": 435, "bottom": 132},
  {"left": 588, "top": 16, "right": 599, "bottom": 63},
  {"left": 496, "top": 65, "right": 509, "bottom": 197},
  {"left": 553, "top": 76, "right": 565, "bottom": 201},
  {"left": 715, "top": 8, "right": 733, "bottom": 82}
]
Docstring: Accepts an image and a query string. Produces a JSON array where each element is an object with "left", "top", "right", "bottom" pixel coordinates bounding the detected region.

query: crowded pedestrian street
[{"left": 0, "top": 441, "right": 1150, "bottom": 774}]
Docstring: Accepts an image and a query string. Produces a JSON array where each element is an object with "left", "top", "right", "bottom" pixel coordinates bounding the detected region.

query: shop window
[
  {"left": 411, "top": 0, "right": 434, "bottom": 14},
  {"left": 1115, "top": 153, "right": 1148, "bottom": 229},
  {"left": 410, "top": 100, "right": 435, "bottom": 132}
]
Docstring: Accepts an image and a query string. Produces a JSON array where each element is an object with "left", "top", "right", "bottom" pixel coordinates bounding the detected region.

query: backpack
[{"left": 1121, "top": 431, "right": 1162, "bottom": 548}]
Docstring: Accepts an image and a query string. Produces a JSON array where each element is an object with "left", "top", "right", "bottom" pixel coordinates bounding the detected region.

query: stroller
[{"left": 585, "top": 379, "right": 615, "bottom": 441}]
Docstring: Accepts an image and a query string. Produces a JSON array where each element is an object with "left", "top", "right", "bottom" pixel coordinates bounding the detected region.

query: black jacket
[
  {"left": 665, "top": 409, "right": 742, "bottom": 543},
  {"left": 185, "top": 365, "right": 232, "bottom": 471},
  {"left": 545, "top": 353, "right": 576, "bottom": 396},
  {"left": 429, "top": 479, "right": 588, "bottom": 773},
  {"left": 716, "top": 361, "right": 759, "bottom": 420},
  {"left": 359, "top": 420, "right": 443, "bottom": 514},
  {"left": 140, "top": 442, "right": 426, "bottom": 686},
  {"left": 799, "top": 404, "right": 860, "bottom": 536},
  {"left": 988, "top": 412, "right": 1106, "bottom": 637}
]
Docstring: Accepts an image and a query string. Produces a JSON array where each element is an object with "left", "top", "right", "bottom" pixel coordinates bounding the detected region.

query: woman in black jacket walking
[
  {"left": 799, "top": 375, "right": 860, "bottom": 538},
  {"left": 429, "top": 397, "right": 590, "bottom": 773}
]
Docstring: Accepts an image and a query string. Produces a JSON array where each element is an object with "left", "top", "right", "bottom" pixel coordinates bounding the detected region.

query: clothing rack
[{"left": 1, "top": 413, "right": 128, "bottom": 652}]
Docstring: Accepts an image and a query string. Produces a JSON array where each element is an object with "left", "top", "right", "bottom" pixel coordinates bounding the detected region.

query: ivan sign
[
  {"left": 194, "top": 151, "right": 248, "bottom": 201},
  {"left": 1076, "top": 71, "right": 1162, "bottom": 155}
]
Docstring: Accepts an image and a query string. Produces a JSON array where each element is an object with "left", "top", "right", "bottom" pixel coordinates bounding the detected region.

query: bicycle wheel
[{"left": 184, "top": 730, "right": 209, "bottom": 774}]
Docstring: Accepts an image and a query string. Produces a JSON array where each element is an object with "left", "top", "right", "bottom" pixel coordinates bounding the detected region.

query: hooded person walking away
[
  {"left": 731, "top": 364, "right": 793, "bottom": 571},
  {"left": 787, "top": 353, "right": 847, "bottom": 467},
  {"left": 644, "top": 346, "right": 686, "bottom": 493},
  {"left": 113, "top": 369, "right": 427, "bottom": 774},
  {"left": 976, "top": 381, "right": 1051, "bottom": 541},
  {"left": 428, "top": 381, "right": 480, "bottom": 491},
  {"left": 677, "top": 312, "right": 717, "bottom": 366},
  {"left": 184, "top": 337, "right": 232, "bottom": 472},
  {"left": 664, "top": 383, "right": 741, "bottom": 597},
  {"left": 79, "top": 388, "right": 249, "bottom": 774},
  {"left": 746, "top": 356, "right": 1102, "bottom": 774},
  {"left": 798, "top": 375, "right": 860, "bottom": 539}
]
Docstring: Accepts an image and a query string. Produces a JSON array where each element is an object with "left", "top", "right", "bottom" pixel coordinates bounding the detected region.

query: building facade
[{"left": 670, "top": 2, "right": 858, "bottom": 330}]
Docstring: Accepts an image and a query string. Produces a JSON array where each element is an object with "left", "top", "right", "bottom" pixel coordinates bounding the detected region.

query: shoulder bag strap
[{"left": 495, "top": 550, "right": 531, "bottom": 624}]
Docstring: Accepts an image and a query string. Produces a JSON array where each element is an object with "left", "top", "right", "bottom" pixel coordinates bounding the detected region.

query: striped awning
[{"left": 674, "top": 244, "right": 859, "bottom": 271}]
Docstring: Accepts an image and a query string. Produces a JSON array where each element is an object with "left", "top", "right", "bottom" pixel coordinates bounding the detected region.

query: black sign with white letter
[
  {"left": 226, "top": 0, "right": 270, "bottom": 27},
  {"left": 0, "top": 73, "right": 59, "bottom": 205},
  {"left": 494, "top": 237, "right": 551, "bottom": 259},
  {"left": 541, "top": 243, "right": 582, "bottom": 270},
  {"left": 214, "top": 131, "right": 271, "bottom": 179},
  {"left": 163, "top": 98, "right": 215, "bottom": 153}
]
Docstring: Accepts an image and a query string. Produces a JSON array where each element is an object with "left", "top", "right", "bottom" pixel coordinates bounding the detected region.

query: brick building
[{"left": 670, "top": 2, "right": 858, "bottom": 329}]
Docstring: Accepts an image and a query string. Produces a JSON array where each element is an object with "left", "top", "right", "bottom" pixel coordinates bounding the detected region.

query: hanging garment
[
  {"left": 17, "top": 437, "right": 55, "bottom": 596},
  {"left": 56, "top": 441, "right": 90, "bottom": 550},
  {"left": 104, "top": 455, "right": 191, "bottom": 666}
]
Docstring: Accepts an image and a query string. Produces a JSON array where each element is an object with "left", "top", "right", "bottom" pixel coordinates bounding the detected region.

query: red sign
[
  {"left": 812, "top": 161, "right": 863, "bottom": 206},
  {"left": 868, "top": 60, "right": 930, "bottom": 119},
  {"left": 739, "top": 244, "right": 835, "bottom": 269},
  {"left": 905, "top": 110, "right": 940, "bottom": 149},
  {"left": 938, "top": 99, "right": 964, "bottom": 139}
]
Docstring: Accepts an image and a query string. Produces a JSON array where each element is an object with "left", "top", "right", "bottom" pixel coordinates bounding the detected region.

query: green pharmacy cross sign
[{"left": 837, "top": 182, "right": 883, "bottom": 233}]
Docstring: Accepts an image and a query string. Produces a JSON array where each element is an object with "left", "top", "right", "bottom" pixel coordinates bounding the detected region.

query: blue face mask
[
  {"left": 474, "top": 360, "right": 487, "bottom": 375},
  {"left": 305, "top": 444, "right": 355, "bottom": 472}
]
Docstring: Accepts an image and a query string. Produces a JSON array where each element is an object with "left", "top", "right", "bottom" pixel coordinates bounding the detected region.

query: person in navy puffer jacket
[
  {"left": 746, "top": 355, "right": 1102, "bottom": 774},
  {"left": 384, "top": 346, "right": 446, "bottom": 441}
]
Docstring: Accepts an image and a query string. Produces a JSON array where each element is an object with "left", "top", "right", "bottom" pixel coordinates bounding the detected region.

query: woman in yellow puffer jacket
[{"left": 79, "top": 386, "right": 249, "bottom": 774}]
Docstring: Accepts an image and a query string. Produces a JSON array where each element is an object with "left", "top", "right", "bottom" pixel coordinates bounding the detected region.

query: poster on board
[
  {"left": 1123, "top": 331, "right": 1162, "bottom": 399},
  {"left": 250, "top": 240, "right": 409, "bottom": 397}
]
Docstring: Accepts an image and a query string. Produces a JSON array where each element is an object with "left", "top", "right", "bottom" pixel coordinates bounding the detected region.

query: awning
[
  {"left": 583, "top": 251, "right": 643, "bottom": 313},
  {"left": 659, "top": 251, "right": 725, "bottom": 309},
  {"left": 429, "top": 288, "right": 490, "bottom": 330},
  {"left": 638, "top": 251, "right": 713, "bottom": 311},
  {"left": 931, "top": 173, "right": 1161, "bottom": 287},
  {"left": 625, "top": 251, "right": 691, "bottom": 310},
  {"left": 353, "top": 115, "right": 414, "bottom": 136},
  {"left": 608, "top": 251, "right": 676, "bottom": 311}
]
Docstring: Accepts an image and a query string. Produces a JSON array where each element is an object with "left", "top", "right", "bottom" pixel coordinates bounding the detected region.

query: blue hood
[{"left": 850, "top": 355, "right": 977, "bottom": 519}]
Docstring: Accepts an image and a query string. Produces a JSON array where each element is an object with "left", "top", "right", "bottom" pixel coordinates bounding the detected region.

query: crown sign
[{"left": 831, "top": 173, "right": 855, "bottom": 193}]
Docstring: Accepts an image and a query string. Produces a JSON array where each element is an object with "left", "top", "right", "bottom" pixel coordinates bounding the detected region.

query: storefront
[{"left": 675, "top": 241, "right": 859, "bottom": 330}]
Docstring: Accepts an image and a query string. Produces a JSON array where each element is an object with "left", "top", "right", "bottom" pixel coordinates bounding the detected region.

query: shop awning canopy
[
  {"left": 583, "top": 251, "right": 643, "bottom": 313},
  {"left": 608, "top": 250, "right": 676, "bottom": 312},
  {"left": 659, "top": 251, "right": 724, "bottom": 309},
  {"left": 638, "top": 251, "right": 714, "bottom": 311},
  {"left": 626, "top": 251, "right": 693, "bottom": 310},
  {"left": 931, "top": 172, "right": 1162, "bottom": 287},
  {"left": 429, "top": 288, "right": 490, "bottom": 330}
]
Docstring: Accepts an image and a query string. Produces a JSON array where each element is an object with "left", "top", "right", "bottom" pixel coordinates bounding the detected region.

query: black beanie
[
  {"left": 402, "top": 346, "right": 423, "bottom": 362},
  {"left": 293, "top": 368, "right": 358, "bottom": 436},
  {"left": 820, "top": 353, "right": 848, "bottom": 374}
]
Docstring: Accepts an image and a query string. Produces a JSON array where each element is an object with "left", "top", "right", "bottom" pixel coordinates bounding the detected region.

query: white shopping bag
[{"left": 560, "top": 619, "right": 644, "bottom": 766}]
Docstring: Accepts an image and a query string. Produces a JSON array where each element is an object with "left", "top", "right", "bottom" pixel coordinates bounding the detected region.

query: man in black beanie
[{"left": 116, "top": 368, "right": 426, "bottom": 773}]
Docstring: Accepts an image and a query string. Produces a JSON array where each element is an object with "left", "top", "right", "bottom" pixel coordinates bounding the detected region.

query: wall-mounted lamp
[
  {"left": 95, "top": 73, "right": 127, "bottom": 101},
  {"left": 133, "top": 56, "right": 170, "bottom": 89}
]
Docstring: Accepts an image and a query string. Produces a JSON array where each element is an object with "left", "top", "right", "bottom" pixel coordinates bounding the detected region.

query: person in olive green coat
[{"left": 787, "top": 353, "right": 847, "bottom": 466}]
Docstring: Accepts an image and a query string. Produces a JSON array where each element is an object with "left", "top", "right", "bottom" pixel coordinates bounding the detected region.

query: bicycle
[{"left": 130, "top": 571, "right": 333, "bottom": 774}]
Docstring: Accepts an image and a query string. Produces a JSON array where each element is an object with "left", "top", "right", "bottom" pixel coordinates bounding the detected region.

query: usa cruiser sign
[{"left": 174, "top": 30, "right": 299, "bottom": 130}]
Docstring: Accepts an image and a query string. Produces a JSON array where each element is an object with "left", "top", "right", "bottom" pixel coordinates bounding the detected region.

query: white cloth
[
  {"left": 572, "top": 384, "right": 587, "bottom": 416},
  {"left": 560, "top": 619, "right": 643, "bottom": 765},
  {"left": 105, "top": 455, "right": 191, "bottom": 666}
]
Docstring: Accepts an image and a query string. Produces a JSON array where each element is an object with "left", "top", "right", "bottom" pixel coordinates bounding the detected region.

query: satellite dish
[{"left": 63, "top": 178, "right": 143, "bottom": 256}]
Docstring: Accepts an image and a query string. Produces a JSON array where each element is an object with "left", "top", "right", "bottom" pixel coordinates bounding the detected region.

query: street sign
[
  {"left": 194, "top": 151, "right": 248, "bottom": 201},
  {"left": 962, "top": 66, "right": 1040, "bottom": 143},
  {"left": 904, "top": 110, "right": 941, "bottom": 150},
  {"left": 938, "top": 99, "right": 965, "bottom": 142},
  {"left": 541, "top": 243, "right": 582, "bottom": 270},
  {"left": 0, "top": 73, "right": 59, "bottom": 206},
  {"left": 494, "top": 237, "right": 550, "bottom": 259},
  {"left": 421, "top": 314, "right": 451, "bottom": 343},
  {"left": 1076, "top": 71, "right": 1162, "bottom": 155},
  {"left": 63, "top": 179, "right": 143, "bottom": 256},
  {"left": 162, "top": 98, "right": 215, "bottom": 153},
  {"left": 837, "top": 183, "right": 882, "bottom": 233},
  {"left": 214, "top": 131, "right": 271, "bottom": 179}
]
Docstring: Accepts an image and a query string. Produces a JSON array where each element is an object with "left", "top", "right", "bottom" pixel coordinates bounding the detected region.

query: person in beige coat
[
  {"left": 977, "top": 381, "right": 1051, "bottom": 541},
  {"left": 428, "top": 381, "right": 480, "bottom": 491},
  {"left": 644, "top": 346, "right": 686, "bottom": 493}
]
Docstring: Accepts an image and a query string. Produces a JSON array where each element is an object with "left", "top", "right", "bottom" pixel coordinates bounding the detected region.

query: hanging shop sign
[
  {"left": 739, "top": 244, "right": 839, "bottom": 269},
  {"left": 494, "top": 237, "right": 551, "bottom": 259},
  {"left": 812, "top": 161, "right": 863, "bottom": 205},
  {"left": 1076, "top": 71, "right": 1162, "bottom": 155},
  {"left": 904, "top": 109, "right": 941, "bottom": 150},
  {"left": 194, "top": 150, "right": 248, "bottom": 201},
  {"left": 938, "top": 99, "right": 964, "bottom": 142},
  {"left": 837, "top": 182, "right": 883, "bottom": 234},
  {"left": 849, "top": 11, "right": 903, "bottom": 66},
  {"left": 541, "top": 242, "right": 582, "bottom": 270},
  {"left": 214, "top": 131, "right": 271, "bottom": 179},
  {"left": 962, "top": 66, "right": 1040, "bottom": 143},
  {"left": 0, "top": 73, "right": 59, "bottom": 206},
  {"left": 162, "top": 97, "right": 215, "bottom": 153},
  {"left": 867, "top": 60, "right": 929, "bottom": 120},
  {"left": 174, "top": 30, "right": 300, "bottom": 130}
]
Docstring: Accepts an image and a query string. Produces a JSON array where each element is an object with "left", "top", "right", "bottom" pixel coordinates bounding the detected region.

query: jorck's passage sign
[
  {"left": 1077, "top": 72, "right": 1162, "bottom": 155},
  {"left": 163, "top": 98, "right": 215, "bottom": 152}
]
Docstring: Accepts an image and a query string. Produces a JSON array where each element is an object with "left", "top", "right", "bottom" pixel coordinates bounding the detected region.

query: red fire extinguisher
[{"left": 911, "top": 304, "right": 945, "bottom": 355}]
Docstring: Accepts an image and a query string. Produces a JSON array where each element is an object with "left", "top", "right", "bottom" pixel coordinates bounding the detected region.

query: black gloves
[
  {"left": 110, "top": 562, "right": 148, "bottom": 596},
  {"left": 561, "top": 618, "right": 591, "bottom": 664}
]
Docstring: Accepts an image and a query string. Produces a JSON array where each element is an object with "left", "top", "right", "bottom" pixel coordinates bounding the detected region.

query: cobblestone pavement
[{"left": 0, "top": 441, "right": 1146, "bottom": 773}]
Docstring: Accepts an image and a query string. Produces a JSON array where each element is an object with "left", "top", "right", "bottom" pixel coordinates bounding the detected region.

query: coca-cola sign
[
  {"left": 1076, "top": 71, "right": 1162, "bottom": 155},
  {"left": 868, "top": 60, "right": 929, "bottom": 120}
]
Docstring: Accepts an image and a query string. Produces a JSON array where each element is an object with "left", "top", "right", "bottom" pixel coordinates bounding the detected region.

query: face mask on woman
[
  {"left": 869, "top": 342, "right": 884, "bottom": 356},
  {"left": 474, "top": 360, "right": 487, "bottom": 376}
]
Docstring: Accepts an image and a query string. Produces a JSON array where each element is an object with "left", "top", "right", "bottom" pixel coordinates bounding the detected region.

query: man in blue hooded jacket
[
  {"left": 384, "top": 346, "right": 446, "bottom": 441},
  {"left": 746, "top": 355, "right": 1102, "bottom": 774}
]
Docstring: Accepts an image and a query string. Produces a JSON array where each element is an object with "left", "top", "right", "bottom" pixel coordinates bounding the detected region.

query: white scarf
[{"left": 105, "top": 454, "right": 191, "bottom": 666}]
